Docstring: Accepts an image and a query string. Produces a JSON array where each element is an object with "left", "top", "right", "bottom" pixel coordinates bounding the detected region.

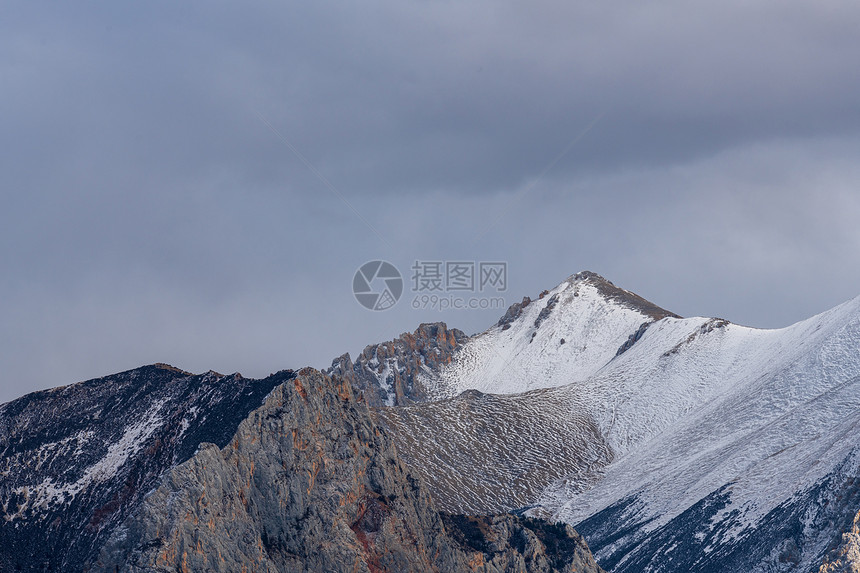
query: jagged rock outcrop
[
  {"left": 92, "top": 368, "right": 604, "bottom": 573},
  {"left": 328, "top": 322, "right": 468, "bottom": 407},
  {"left": 533, "top": 293, "right": 560, "bottom": 330},
  {"left": 441, "top": 514, "right": 605, "bottom": 573},
  {"left": 497, "top": 297, "right": 532, "bottom": 330},
  {"left": 820, "top": 510, "right": 860, "bottom": 572}
]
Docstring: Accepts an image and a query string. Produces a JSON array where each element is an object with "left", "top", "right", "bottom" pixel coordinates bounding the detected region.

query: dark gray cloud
[{"left": 2, "top": 1, "right": 859, "bottom": 403}]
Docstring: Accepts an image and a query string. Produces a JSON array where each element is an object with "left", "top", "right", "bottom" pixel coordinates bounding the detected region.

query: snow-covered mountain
[
  {"left": 3, "top": 269, "right": 858, "bottom": 572},
  {"left": 372, "top": 271, "right": 860, "bottom": 572},
  {"left": 423, "top": 270, "right": 679, "bottom": 398}
]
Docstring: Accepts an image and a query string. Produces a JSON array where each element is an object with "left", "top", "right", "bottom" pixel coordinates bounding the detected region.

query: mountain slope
[
  {"left": 94, "top": 368, "right": 604, "bottom": 573},
  {"left": 552, "top": 294, "right": 860, "bottom": 572},
  {"left": 0, "top": 365, "right": 604, "bottom": 573},
  {"left": 370, "top": 271, "right": 860, "bottom": 572},
  {"left": 376, "top": 386, "right": 612, "bottom": 515}
]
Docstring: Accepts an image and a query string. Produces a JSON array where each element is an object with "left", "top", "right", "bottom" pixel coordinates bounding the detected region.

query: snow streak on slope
[
  {"left": 549, "top": 295, "right": 860, "bottom": 524},
  {"left": 376, "top": 385, "right": 612, "bottom": 515},
  {"left": 5, "top": 397, "right": 167, "bottom": 520}
]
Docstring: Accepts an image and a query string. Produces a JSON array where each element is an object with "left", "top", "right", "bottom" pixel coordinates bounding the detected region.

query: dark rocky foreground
[
  {"left": 0, "top": 365, "right": 603, "bottom": 573},
  {"left": 0, "top": 365, "right": 285, "bottom": 572}
]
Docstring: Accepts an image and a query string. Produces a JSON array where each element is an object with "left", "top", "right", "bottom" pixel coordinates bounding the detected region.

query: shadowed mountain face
[
  {"left": 0, "top": 365, "right": 287, "bottom": 572},
  {"left": 0, "top": 366, "right": 604, "bottom": 573}
]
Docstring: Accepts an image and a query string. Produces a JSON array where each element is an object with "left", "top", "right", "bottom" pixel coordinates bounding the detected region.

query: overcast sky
[{"left": 2, "top": 1, "right": 860, "bottom": 403}]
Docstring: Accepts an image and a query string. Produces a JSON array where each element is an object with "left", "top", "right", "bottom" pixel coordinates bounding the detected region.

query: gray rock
[
  {"left": 92, "top": 369, "right": 604, "bottom": 573},
  {"left": 328, "top": 322, "right": 468, "bottom": 407}
]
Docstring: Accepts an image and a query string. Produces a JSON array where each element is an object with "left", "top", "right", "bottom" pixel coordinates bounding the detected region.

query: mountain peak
[
  {"left": 430, "top": 271, "right": 685, "bottom": 399},
  {"left": 567, "top": 270, "right": 613, "bottom": 285},
  {"left": 559, "top": 270, "right": 680, "bottom": 321}
]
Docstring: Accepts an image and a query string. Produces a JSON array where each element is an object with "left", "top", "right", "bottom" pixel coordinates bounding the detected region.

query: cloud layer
[{"left": 2, "top": 1, "right": 859, "bottom": 402}]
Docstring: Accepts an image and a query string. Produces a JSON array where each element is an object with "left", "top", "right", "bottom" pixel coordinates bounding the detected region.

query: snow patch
[{"left": 5, "top": 398, "right": 168, "bottom": 520}]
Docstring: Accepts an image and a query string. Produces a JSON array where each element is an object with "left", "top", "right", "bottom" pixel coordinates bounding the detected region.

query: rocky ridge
[
  {"left": 0, "top": 365, "right": 603, "bottom": 573},
  {"left": 328, "top": 322, "right": 468, "bottom": 406},
  {"left": 93, "top": 368, "right": 603, "bottom": 573}
]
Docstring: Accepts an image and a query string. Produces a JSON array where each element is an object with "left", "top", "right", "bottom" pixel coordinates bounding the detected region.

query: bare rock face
[
  {"left": 442, "top": 514, "right": 606, "bottom": 573},
  {"left": 328, "top": 322, "right": 468, "bottom": 407},
  {"left": 92, "top": 369, "right": 604, "bottom": 573},
  {"left": 497, "top": 296, "right": 532, "bottom": 330},
  {"left": 819, "top": 509, "right": 860, "bottom": 572}
]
